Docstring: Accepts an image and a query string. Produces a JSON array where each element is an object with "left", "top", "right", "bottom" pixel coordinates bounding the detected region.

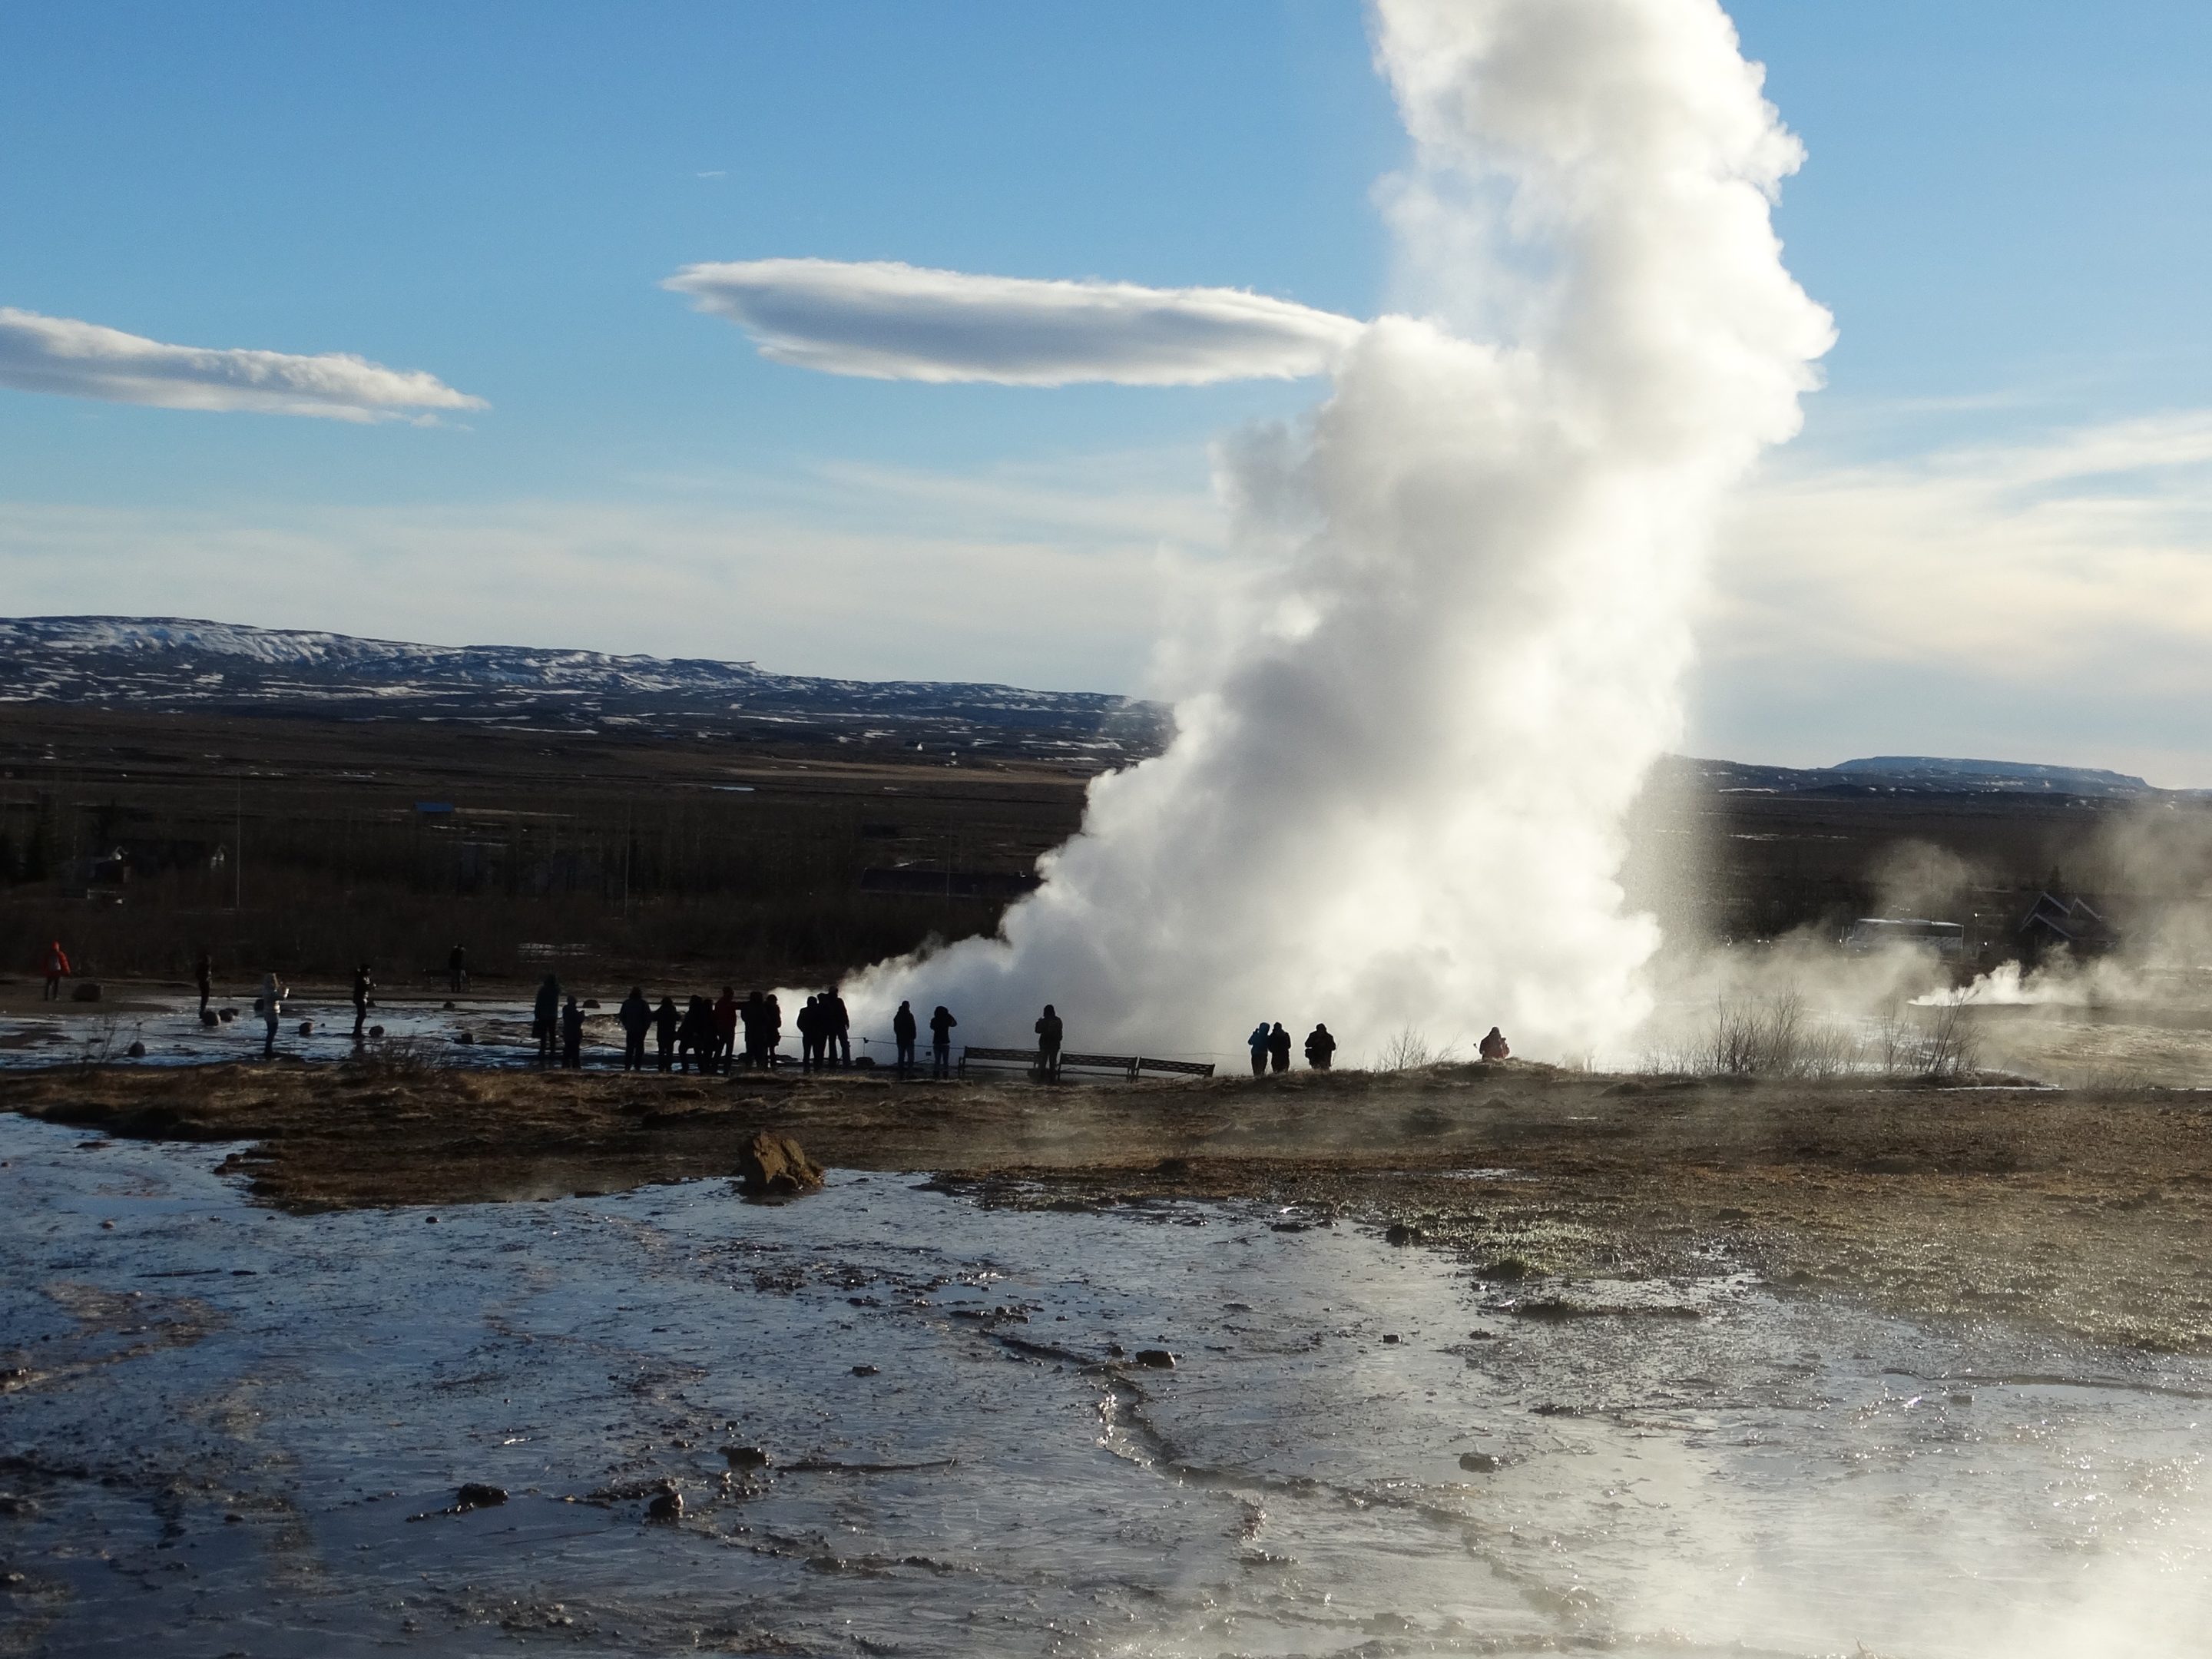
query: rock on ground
[{"left": 737, "top": 1132, "right": 823, "bottom": 1196}]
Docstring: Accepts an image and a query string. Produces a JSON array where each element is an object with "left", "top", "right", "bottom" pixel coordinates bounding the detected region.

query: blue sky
[{"left": 5, "top": 3, "right": 2212, "bottom": 778}]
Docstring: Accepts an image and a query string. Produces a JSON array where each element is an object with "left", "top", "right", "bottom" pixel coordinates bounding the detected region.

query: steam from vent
[{"left": 847, "top": 0, "right": 1834, "bottom": 1061}]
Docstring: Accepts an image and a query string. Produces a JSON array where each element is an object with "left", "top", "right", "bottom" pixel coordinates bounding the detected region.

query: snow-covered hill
[
  {"left": 0, "top": 615, "right": 1171, "bottom": 764},
  {"left": 1668, "top": 754, "right": 2182, "bottom": 800},
  {"left": 0, "top": 617, "right": 2174, "bottom": 797}
]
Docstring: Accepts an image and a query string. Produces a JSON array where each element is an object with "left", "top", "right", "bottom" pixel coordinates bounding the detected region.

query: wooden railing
[{"left": 958, "top": 1045, "right": 1216, "bottom": 1081}]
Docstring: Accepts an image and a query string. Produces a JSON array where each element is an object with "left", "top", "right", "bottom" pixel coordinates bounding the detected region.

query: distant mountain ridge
[
  {"left": 0, "top": 614, "right": 1171, "bottom": 767},
  {"left": 1674, "top": 754, "right": 2180, "bottom": 801},
  {"left": 0, "top": 616, "right": 2179, "bottom": 797},
  {"left": 1833, "top": 755, "right": 2153, "bottom": 793}
]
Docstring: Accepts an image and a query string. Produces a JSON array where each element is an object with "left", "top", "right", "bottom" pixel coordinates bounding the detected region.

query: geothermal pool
[
  {"left": 0, "top": 992, "right": 572, "bottom": 1072},
  {"left": 5, "top": 1117, "right": 2210, "bottom": 1657}
]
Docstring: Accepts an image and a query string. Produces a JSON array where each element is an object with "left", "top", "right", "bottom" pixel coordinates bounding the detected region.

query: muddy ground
[{"left": 9, "top": 1056, "right": 2212, "bottom": 1356}]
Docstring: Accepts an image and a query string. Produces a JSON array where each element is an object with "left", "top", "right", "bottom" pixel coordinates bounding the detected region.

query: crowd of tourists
[
  {"left": 530, "top": 976, "right": 863, "bottom": 1074},
  {"left": 35, "top": 937, "right": 1513, "bottom": 1078},
  {"left": 527, "top": 978, "right": 959, "bottom": 1079},
  {"left": 1247, "top": 1021, "right": 1337, "bottom": 1074}
]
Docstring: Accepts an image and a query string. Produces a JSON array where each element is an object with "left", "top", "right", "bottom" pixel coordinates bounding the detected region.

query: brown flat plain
[
  {"left": 0, "top": 704, "right": 1092, "bottom": 986},
  {"left": 8, "top": 704, "right": 2195, "bottom": 992}
]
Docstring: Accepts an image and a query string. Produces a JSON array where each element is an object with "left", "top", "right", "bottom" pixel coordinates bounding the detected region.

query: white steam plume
[{"left": 849, "top": 0, "right": 1833, "bottom": 1063}]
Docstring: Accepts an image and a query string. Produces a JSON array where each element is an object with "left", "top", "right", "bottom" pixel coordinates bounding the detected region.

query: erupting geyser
[{"left": 747, "top": 0, "right": 1835, "bottom": 1061}]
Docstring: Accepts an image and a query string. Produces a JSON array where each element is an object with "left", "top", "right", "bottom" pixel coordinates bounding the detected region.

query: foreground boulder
[{"left": 737, "top": 1132, "right": 823, "bottom": 1197}]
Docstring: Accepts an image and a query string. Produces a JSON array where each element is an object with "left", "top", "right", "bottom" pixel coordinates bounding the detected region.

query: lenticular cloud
[
  {"left": 0, "top": 308, "right": 485, "bottom": 422},
  {"left": 665, "top": 259, "right": 1363, "bottom": 386},
  {"left": 836, "top": 0, "right": 1833, "bottom": 1065}
]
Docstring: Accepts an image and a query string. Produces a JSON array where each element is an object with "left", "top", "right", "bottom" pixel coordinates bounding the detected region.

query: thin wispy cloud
[
  {"left": 0, "top": 455, "right": 1217, "bottom": 696},
  {"left": 0, "top": 307, "right": 485, "bottom": 422},
  {"left": 1702, "top": 410, "right": 2212, "bottom": 781},
  {"left": 664, "top": 257, "right": 1365, "bottom": 386},
  {"left": 14, "top": 406, "right": 2212, "bottom": 778}
]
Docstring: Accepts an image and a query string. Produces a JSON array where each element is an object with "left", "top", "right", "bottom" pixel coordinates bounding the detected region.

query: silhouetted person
[
  {"left": 797, "top": 995, "right": 823, "bottom": 1071},
  {"left": 194, "top": 949, "right": 213, "bottom": 1016},
  {"left": 678, "top": 996, "right": 712, "bottom": 1072},
  {"left": 619, "top": 986, "right": 651, "bottom": 1071},
  {"left": 534, "top": 974, "right": 561, "bottom": 1064},
  {"left": 1304, "top": 1023, "right": 1336, "bottom": 1070},
  {"left": 892, "top": 1000, "right": 918, "bottom": 1078},
  {"left": 41, "top": 940, "right": 70, "bottom": 1002},
  {"left": 930, "top": 1005, "right": 957, "bottom": 1078},
  {"left": 1267, "top": 1022, "right": 1291, "bottom": 1074},
  {"left": 1035, "top": 1004, "right": 1063, "bottom": 1081},
  {"left": 714, "top": 988, "right": 739, "bottom": 1075},
  {"left": 653, "top": 995, "right": 679, "bottom": 1071},
  {"left": 1247, "top": 1022, "right": 1270, "bottom": 1078},
  {"left": 734, "top": 991, "right": 761, "bottom": 1067},
  {"left": 561, "top": 995, "right": 584, "bottom": 1069},
  {"left": 1479, "top": 1027, "right": 1510, "bottom": 1062},
  {"left": 258, "top": 972, "right": 286, "bottom": 1059},
  {"left": 351, "top": 962, "right": 375, "bottom": 1041},
  {"left": 448, "top": 944, "right": 469, "bottom": 995},
  {"left": 765, "top": 993, "right": 784, "bottom": 1068},
  {"left": 826, "top": 989, "right": 852, "bottom": 1068}
]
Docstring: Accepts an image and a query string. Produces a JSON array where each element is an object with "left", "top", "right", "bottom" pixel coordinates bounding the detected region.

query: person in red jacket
[{"left": 41, "top": 940, "right": 71, "bottom": 1001}]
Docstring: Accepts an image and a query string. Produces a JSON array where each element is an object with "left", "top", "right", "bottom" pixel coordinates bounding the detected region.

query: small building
[{"left": 2016, "top": 889, "right": 2116, "bottom": 962}]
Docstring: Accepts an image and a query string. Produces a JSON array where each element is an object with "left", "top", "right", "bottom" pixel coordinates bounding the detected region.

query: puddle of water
[{"left": 4, "top": 1117, "right": 2210, "bottom": 1657}]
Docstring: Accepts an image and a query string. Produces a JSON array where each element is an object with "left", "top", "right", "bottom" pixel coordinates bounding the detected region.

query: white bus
[{"left": 1843, "top": 917, "right": 1968, "bottom": 961}]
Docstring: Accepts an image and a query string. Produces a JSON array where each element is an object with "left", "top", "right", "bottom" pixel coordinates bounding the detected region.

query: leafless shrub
[
  {"left": 1875, "top": 1010, "right": 1916, "bottom": 1078},
  {"left": 1374, "top": 1028, "right": 1441, "bottom": 1071},
  {"left": 1667, "top": 989, "right": 1863, "bottom": 1081},
  {"left": 1861, "top": 1002, "right": 1984, "bottom": 1081},
  {"left": 1705, "top": 998, "right": 1766, "bottom": 1075},
  {"left": 1919, "top": 1002, "right": 1982, "bottom": 1082},
  {"left": 75, "top": 1017, "right": 127, "bottom": 1071},
  {"left": 1791, "top": 1019, "right": 1858, "bottom": 1081},
  {"left": 346, "top": 1034, "right": 452, "bottom": 1078}
]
